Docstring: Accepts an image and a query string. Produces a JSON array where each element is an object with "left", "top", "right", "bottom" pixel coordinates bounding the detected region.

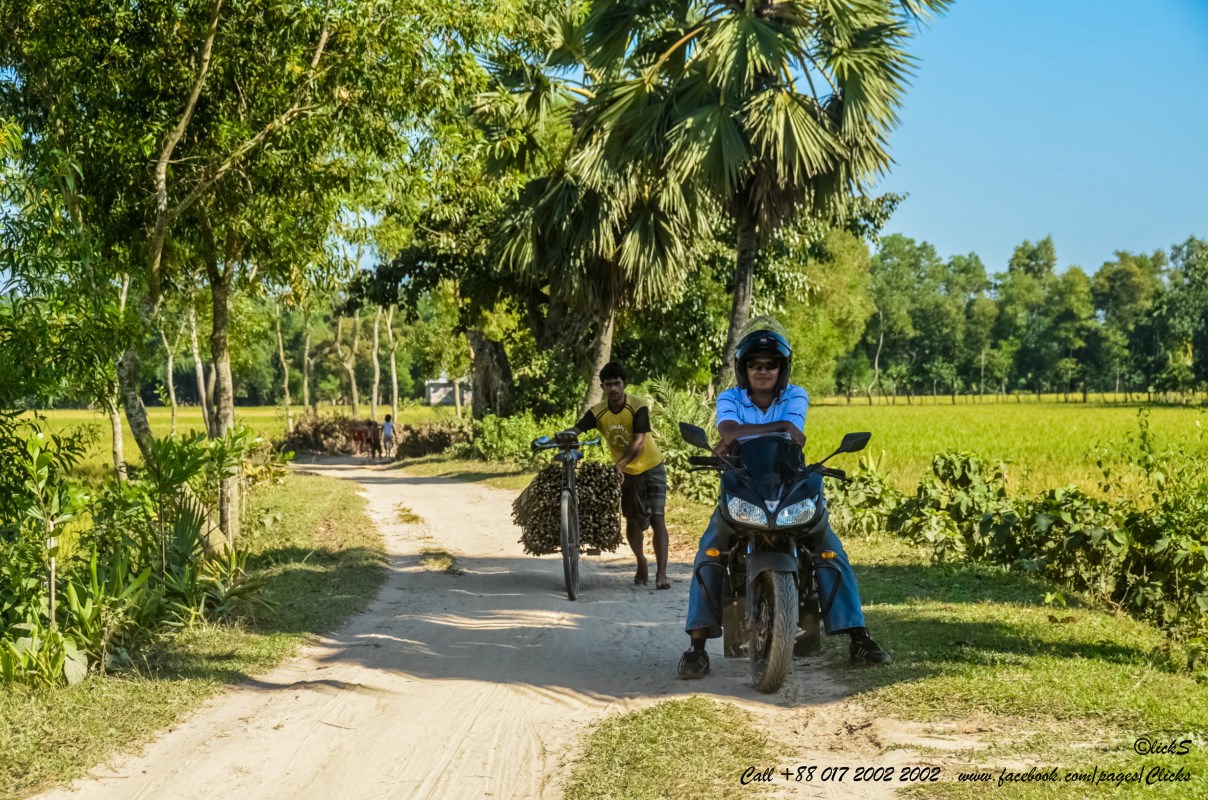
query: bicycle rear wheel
[{"left": 559, "top": 489, "right": 580, "bottom": 600}]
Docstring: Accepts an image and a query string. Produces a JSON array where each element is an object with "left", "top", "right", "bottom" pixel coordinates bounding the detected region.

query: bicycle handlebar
[{"left": 531, "top": 435, "right": 602, "bottom": 451}]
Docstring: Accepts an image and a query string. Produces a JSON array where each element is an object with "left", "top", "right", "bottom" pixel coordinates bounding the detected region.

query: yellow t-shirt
[{"left": 578, "top": 395, "right": 663, "bottom": 476}]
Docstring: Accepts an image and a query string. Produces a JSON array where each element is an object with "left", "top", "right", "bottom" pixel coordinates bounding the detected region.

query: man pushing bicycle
[{"left": 561, "top": 361, "right": 671, "bottom": 589}]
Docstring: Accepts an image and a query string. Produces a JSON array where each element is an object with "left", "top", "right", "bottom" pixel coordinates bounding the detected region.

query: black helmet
[{"left": 735, "top": 329, "right": 792, "bottom": 392}]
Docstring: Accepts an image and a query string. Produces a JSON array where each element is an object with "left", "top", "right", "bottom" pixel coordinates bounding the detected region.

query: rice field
[
  {"left": 805, "top": 397, "right": 1205, "bottom": 493},
  {"left": 26, "top": 403, "right": 460, "bottom": 476},
  {"left": 25, "top": 398, "right": 1207, "bottom": 494}
]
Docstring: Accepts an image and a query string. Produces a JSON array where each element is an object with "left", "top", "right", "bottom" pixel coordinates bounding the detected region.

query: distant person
[
  {"left": 561, "top": 361, "right": 670, "bottom": 589},
  {"left": 382, "top": 414, "right": 396, "bottom": 458},
  {"left": 351, "top": 424, "right": 366, "bottom": 456},
  {"left": 366, "top": 419, "right": 383, "bottom": 462}
]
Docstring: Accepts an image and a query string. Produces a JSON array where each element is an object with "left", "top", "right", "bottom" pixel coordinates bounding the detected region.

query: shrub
[
  {"left": 826, "top": 452, "right": 902, "bottom": 537},
  {"left": 276, "top": 414, "right": 359, "bottom": 455},
  {"left": 826, "top": 411, "right": 1208, "bottom": 641},
  {"left": 647, "top": 379, "right": 716, "bottom": 503},
  {"left": 394, "top": 418, "right": 472, "bottom": 458},
  {"left": 470, "top": 412, "right": 577, "bottom": 464},
  {"left": 0, "top": 421, "right": 278, "bottom": 685}
]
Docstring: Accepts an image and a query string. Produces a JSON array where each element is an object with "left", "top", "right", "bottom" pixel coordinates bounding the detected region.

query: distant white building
[{"left": 424, "top": 378, "right": 471, "bottom": 407}]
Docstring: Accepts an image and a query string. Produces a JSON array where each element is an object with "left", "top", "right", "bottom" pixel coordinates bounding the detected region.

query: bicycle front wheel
[{"left": 559, "top": 488, "right": 580, "bottom": 600}]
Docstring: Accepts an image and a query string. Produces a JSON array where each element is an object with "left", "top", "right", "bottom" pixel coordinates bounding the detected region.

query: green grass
[
  {"left": 418, "top": 549, "right": 463, "bottom": 575},
  {"left": 395, "top": 401, "right": 1206, "bottom": 497},
  {"left": 654, "top": 499, "right": 1208, "bottom": 800},
  {"left": 28, "top": 403, "right": 460, "bottom": 477},
  {"left": 395, "top": 503, "right": 424, "bottom": 524},
  {"left": 794, "top": 400, "right": 1205, "bottom": 494},
  {"left": 34, "top": 399, "right": 1207, "bottom": 495},
  {"left": 840, "top": 531, "right": 1208, "bottom": 799},
  {"left": 563, "top": 697, "right": 777, "bottom": 800},
  {"left": 0, "top": 470, "right": 387, "bottom": 800}
]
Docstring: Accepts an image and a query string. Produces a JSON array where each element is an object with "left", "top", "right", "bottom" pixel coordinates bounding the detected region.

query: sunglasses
[{"left": 747, "top": 360, "right": 780, "bottom": 372}]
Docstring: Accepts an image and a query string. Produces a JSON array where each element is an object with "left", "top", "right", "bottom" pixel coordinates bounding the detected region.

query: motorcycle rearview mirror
[
  {"left": 814, "top": 431, "right": 872, "bottom": 468},
  {"left": 679, "top": 422, "right": 711, "bottom": 450},
  {"left": 838, "top": 432, "right": 871, "bottom": 454}
]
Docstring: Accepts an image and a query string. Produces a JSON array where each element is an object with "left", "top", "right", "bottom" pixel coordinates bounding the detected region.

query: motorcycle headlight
[
  {"left": 726, "top": 495, "right": 768, "bottom": 527},
  {"left": 775, "top": 498, "right": 817, "bottom": 527}
]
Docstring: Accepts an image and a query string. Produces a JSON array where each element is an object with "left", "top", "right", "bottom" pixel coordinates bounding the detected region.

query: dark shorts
[{"left": 621, "top": 462, "right": 667, "bottom": 529}]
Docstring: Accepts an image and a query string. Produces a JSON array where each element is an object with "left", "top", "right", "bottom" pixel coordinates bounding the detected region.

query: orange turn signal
[
  {"left": 705, "top": 548, "right": 720, "bottom": 557},
  {"left": 820, "top": 550, "right": 836, "bottom": 559}
]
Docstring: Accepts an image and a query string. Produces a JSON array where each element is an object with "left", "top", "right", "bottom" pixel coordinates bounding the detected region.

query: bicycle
[{"left": 531, "top": 432, "right": 601, "bottom": 600}]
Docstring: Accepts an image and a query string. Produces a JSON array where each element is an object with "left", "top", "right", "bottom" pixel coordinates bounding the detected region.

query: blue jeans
[{"left": 684, "top": 509, "right": 866, "bottom": 639}]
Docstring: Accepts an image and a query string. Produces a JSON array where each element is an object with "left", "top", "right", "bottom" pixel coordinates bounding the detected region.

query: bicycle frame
[{"left": 531, "top": 434, "right": 601, "bottom": 600}]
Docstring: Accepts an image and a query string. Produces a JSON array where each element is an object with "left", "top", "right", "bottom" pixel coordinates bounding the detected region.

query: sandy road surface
[{"left": 39, "top": 459, "right": 963, "bottom": 800}]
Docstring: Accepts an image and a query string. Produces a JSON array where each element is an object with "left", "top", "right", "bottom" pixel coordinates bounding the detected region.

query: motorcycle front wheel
[{"left": 750, "top": 571, "right": 796, "bottom": 693}]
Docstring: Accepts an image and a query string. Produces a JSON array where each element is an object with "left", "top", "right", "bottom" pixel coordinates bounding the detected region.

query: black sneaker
[
  {"left": 850, "top": 633, "right": 893, "bottom": 665},
  {"left": 677, "top": 648, "right": 710, "bottom": 679}
]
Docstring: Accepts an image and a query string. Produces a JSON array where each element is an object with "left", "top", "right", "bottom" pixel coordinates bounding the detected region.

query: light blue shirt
[{"left": 716, "top": 385, "right": 809, "bottom": 432}]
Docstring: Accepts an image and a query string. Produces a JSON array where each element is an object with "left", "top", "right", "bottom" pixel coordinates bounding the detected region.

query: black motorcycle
[{"left": 680, "top": 423, "right": 870, "bottom": 693}]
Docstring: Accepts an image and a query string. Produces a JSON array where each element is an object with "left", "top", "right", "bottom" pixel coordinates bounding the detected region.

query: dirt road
[{"left": 38, "top": 460, "right": 965, "bottom": 800}]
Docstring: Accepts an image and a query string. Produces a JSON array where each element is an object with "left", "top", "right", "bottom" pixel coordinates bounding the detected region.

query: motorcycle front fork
[{"left": 720, "top": 566, "right": 823, "bottom": 658}]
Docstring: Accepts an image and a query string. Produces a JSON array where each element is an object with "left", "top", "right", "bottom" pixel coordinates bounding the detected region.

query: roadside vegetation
[{"left": 0, "top": 468, "right": 384, "bottom": 798}]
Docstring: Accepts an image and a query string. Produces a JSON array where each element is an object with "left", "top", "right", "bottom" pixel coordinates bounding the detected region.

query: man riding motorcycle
[{"left": 678, "top": 324, "right": 892, "bottom": 679}]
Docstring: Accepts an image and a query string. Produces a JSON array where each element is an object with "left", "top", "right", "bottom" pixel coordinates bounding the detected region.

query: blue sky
[{"left": 875, "top": 0, "right": 1208, "bottom": 274}]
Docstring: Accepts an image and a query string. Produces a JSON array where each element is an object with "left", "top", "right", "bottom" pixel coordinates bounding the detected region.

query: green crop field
[
  {"left": 26, "top": 404, "right": 461, "bottom": 477},
  {"left": 25, "top": 399, "right": 1207, "bottom": 494},
  {"left": 782, "top": 398, "right": 1204, "bottom": 494}
]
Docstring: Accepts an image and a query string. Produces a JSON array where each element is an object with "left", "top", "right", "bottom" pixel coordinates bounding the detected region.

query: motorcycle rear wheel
[{"left": 750, "top": 571, "right": 796, "bottom": 693}]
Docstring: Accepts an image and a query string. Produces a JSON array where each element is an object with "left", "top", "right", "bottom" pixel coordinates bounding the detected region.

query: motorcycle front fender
[{"left": 744, "top": 550, "right": 798, "bottom": 628}]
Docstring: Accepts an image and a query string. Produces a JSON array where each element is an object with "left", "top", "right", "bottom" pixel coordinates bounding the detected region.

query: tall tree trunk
[
  {"left": 188, "top": 303, "right": 213, "bottom": 436},
  {"left": 371, "top": 306, "right": 381, "bottom": 420},
  {"left": 980, "top": 350, "right": 987, "bottom": 399},
  {"left": 334, "top": 313, "right": 360, "bottom": 416},
  {"left": 206, "top": 363, "right": 217, "bottom": 431},
  {"left": 718, "top": 205, "right": 758, "bottom": 388},
  {"left": 201, "top": 211, "right": 236, "bottom": 549},
  {"left": 384, "top": 305, "right": 399, "bottom": 422},
  {"left": 158, "top": 328, "right": 179, "bottom": 436},
  {"left": 466, "top": 328, "right": 512, "bottom": 419},
  {"left": 109, "top": 277, "right": 131, "bottom": 480},
  {"left": 115, "top": 273, "right": 158, "bottom": 466},
  {"left": 109, "top": 387, "right": 127, "bottom": 482},
  {"left": 582, "top": 306, "right": 616, "bottom": 413},
  {"left": 302, "top": 307, "right": 315, "bottom": 415},
  {"left": 274, "top": 300, "right": 293, "bottom": 432},
  {"left": 207, "top": 268, "right": 237, "bottom": 548},
  {"left": 867, "top": 329, "right": 884, "bottom": 406},
  {"left": 117, "top": 345, "right": 156, "bottom": 467}
]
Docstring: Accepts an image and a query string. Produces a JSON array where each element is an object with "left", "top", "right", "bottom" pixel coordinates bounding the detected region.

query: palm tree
[
  {"left": 580, "top": 0, "right": 949, "bottom": 386},
  {"left": 483, "top": 11, "right": 708, "bottom": 411}
]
